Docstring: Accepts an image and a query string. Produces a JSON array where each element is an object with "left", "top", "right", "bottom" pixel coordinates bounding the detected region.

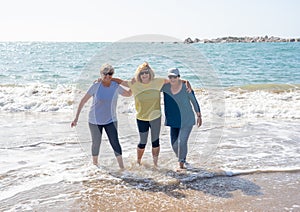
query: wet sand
[
  {"left": 3, "top": 171, "right": 297, "bottom": 211},
  {"left": 73, "top": 172, "right": 299, "bottom": 211}
]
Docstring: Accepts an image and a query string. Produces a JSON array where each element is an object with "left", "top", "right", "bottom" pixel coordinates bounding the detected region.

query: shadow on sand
[{"left": 110, "top": 167, "right": 263, "bottom": 199}]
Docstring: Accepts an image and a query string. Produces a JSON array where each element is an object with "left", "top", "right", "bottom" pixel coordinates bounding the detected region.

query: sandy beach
[
  {"left": 74, "top": 171, "right": 300, "bottom": 211},
  {"left": 2, "top": 166, "right": 299, "bottom": 211}
]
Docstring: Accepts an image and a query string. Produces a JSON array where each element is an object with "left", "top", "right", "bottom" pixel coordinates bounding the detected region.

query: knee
[
  {"left": 152, "top": 139, "right": 160, "bottom": 148},
  {"left": 138, "top": 143, "right": 146, "bottom": 149},
  {"left": 114, "top": 151, "right": 122, "bottom": 157}
]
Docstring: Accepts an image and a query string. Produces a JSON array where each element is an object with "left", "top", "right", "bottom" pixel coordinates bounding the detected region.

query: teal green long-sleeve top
[{"left": 162, "top": 83, "right": 200, "bottom": 128}]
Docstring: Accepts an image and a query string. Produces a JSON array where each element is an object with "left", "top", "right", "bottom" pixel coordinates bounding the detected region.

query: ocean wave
[
  {"left": 1, "top": 83, "right": 299, "bottom": 120},
  {"left": 0, "top": 83, "right": 76, "bottom": 112},
  {"left": 0, "top": 140, "right": 79, "bottom": 150},
  {"left": 223, "top": 167, "right": 300, "bottom": 176},
  {"left": 197, "top": 83, "right": 300, "bottom": 119}
]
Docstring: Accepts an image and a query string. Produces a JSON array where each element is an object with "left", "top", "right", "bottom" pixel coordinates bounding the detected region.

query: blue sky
[{"left": 0, "top": 0, "right": 299, "bottom": 41}]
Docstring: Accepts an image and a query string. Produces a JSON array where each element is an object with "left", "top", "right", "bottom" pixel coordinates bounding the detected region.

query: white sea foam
[
  {"left": 1, "top": 83, "right": 299, "bottom": 120},
  {"left": 198, "top": 87, "right": 300, "bottom": 120},
  {"left": 0, "top": 83, "right": 76, "bottom": 112}
]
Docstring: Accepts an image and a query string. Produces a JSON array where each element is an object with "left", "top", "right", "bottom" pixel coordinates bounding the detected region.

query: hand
[
  {"left": 131, "top": 77, "right": 136, "bottom": 84},
  {"left": 94, "top": 78, "right": 102, "bottom": 83},
  {"left": 186, "top": 87, "right": 192, "bottom": 93},
  {"left": 185, "top": 80, "right": 192, "bottom": 93},
  {"left": 197, "top": 116, "right": 202, "bottom": 127},
  {"left": 71, "top": 120, "right": 77, "bottom": 127}
]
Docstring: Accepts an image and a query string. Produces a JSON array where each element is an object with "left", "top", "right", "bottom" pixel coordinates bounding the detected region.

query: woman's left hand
[
  {"left": 131, "top": 77, "right": 136, "bottom": 84},
  {"left": 197, "top": 116, "right": 202, "bottom": 127},
  {"left": 94, "top": 78, "right": 102, "bottom": 83}
]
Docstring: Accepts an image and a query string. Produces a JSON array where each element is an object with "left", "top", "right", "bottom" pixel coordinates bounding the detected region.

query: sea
[{"left": 0, "top": 41, "right": 299, "bottom": 211}]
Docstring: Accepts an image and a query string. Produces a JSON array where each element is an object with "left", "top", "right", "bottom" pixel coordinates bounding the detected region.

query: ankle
[{"left": 179, "top": 162, "right": 185, "bottom": 169}]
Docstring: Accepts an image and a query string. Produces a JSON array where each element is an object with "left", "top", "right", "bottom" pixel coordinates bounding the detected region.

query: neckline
[
  {"left": 170, "top": 82, "right": 182, "bottom": 95},
  {"left": 102, "top": 81, "right": 111, "bottom": 87}
]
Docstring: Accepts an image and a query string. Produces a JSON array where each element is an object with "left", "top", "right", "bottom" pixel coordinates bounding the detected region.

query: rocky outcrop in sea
[{"left": 184, "top": 36, "right": 300, "bottom": 43}]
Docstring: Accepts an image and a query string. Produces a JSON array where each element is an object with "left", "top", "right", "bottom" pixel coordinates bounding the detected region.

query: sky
[{"left": 0, "top": 0, "right": 299, "bottom": 42}]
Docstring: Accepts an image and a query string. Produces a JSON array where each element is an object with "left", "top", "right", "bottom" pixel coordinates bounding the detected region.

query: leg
[
  {"left": 136, "top": 119, "right": 150, "bottom": 165},
  {"left": 104, "top": 122, "right": 124, "bottom": 169},
  {"left": 116, "top": 155, "right": 124, "bottom": 170},
  {"left": 150, "top": 117, "right": 161, "bottom": 166},
  {"left": 137, "top": 146, "right": 145, "bottom": 165},
  {"left": 88, "top": 123, "right": 103, "bottom": 166},
  {"left": 170, "top": 127, "right": 180, "bottom": 158},
  {"left": 93, "top": 156, "right": 98, "bottom": 166},
  {"left": 177, "top": 125, "right": 193, "bottom": 168},
  {"left": 151, "top": 146, "right": 160, "bottom": 166}
]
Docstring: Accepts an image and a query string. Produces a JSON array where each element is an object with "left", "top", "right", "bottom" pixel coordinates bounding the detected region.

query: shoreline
[
  {"left": 184, "top": 36, "right": 300, "bottom": 43},
  {"left": 2, "top": 170, "right": 299, "bottom": 211}
]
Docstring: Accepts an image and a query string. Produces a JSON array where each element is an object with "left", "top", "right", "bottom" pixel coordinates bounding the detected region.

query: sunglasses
[
  {"left": 168, "top": 75, "right": 178, "bottom": 79},
  {"left": 103, "top": 72, "right": 114, "bottom": 76},
  {"left": 140, "top": 70, "right": 150, "bottom": 75}
]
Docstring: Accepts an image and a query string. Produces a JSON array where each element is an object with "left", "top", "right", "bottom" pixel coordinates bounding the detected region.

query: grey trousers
[
  {"left": 89, "top": 122, "right": 122, "bottom": 157},
  {"left": 170, "top": 125, "right": 193, "bottom": 163}
]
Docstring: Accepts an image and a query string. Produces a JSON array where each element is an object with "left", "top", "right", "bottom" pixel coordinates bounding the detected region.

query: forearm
[
  {"left": 189, "top": 91, "right": 201, "bottom": 113},
  {"left": 74, "top": 94, "right": 90, "bottom": 120},
  {"left": 122, "top": 89, "right": 132, "bottom": 97},
  {"left": 121, "top": 80, "right": 129, "bottom": 87},
  {"left": 111, "top": 78, "right": 124, "bottom": 84},
  {"left": 74, "top": 100, "right": 85, "bottom": 121}
]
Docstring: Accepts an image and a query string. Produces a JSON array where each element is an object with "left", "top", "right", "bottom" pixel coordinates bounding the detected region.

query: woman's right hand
[{"left": 71, "top": 120, "right": 77, "bottom": 127}]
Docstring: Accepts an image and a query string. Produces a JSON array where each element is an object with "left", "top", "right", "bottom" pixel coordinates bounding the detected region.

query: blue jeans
[{"left": 170, "top": 125, "right": 193, "bottom": 163}]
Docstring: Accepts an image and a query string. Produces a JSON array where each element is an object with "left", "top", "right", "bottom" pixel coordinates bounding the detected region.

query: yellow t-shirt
[{"left": 128, "top": 78, "right": 165, "bottom": 121}]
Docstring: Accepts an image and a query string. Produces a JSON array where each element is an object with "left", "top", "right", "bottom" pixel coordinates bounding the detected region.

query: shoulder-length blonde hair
[{"left": 134, "top": 62, "right": 155, "bottom": 83}]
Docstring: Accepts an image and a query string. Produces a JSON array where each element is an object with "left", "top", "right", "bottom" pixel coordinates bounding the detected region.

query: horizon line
[{"left": 0, "top": 35, "right": 299, "bottom": 43}]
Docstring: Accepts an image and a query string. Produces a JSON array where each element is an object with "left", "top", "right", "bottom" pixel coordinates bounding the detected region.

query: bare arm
[
  {"left": 71, "top": 93, "right": 92, "bottom": 127},
  {"left": 111, "top": 77, "right": 132, "bottom": 88},
  {"left": 121, "top": 89, "right": 132, "bottom": 97},
  {"left": 120, "top": 80, "right": 130, "bottom": 87},
  {"left": 163, "top": 78, "right": 170, "bottom": 84},
  {"left": 111, "top": 78, "right": 123, "bottom": 84},
  {"left": 181, "top": 79, "right": 192, "bottom": 92}
]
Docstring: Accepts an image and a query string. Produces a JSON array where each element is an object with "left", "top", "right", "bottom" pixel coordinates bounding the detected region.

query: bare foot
[
  {"left": 137, "top": 159, "right": 142, "bottom": 166},
  {"left": 176, "top": 167, "right": 187, "bottom": 173},
  {"left": 153, "top": 156, "right": 158, "bottom": 167}
]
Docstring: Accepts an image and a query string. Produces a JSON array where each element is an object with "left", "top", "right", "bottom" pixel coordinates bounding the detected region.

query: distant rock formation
[{"left": 184, "top": 36, "right": 300, "bottom": 44}]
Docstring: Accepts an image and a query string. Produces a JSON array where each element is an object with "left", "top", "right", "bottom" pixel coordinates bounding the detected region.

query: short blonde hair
[
  {"left": 100, "top": 63, "right": 114, "bottom": 75},
  {"left": 135, "top": 62, "right": 155, "bottom": 83}
]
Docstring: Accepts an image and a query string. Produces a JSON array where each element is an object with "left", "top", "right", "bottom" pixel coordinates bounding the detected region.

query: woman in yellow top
[
  {"left": 121, "top": 62, "right": 166, "bottom": 166},
  {"left": 114, "top": 62, "right": 190, "bottom": 167}
]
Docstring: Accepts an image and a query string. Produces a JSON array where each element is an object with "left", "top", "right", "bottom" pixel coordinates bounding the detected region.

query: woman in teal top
[{"left": 162, "top": 68, "right": 202, "bottom": 170}]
